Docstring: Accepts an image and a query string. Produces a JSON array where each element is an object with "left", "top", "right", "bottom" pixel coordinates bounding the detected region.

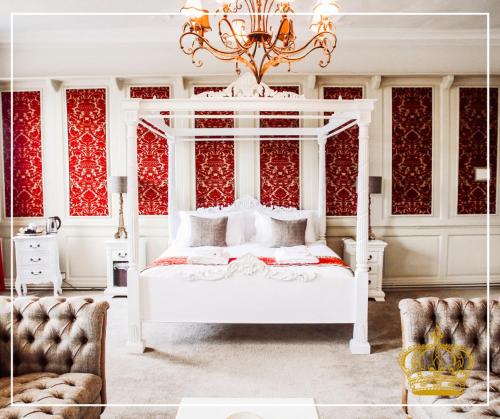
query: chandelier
[{"left": 180, "top": 0, "right": 339, "bottom": 83}]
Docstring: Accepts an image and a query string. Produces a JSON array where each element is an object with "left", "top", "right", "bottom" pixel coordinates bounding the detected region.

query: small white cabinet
[
  {"left": 342, "top": 238, "right": 387, "bottom": 302},
  {"left": 13, "top": 234, "right": 62, "bottom": 296},
  {"left": 105, "top": 238, "right": 146, "bottom": 297}
]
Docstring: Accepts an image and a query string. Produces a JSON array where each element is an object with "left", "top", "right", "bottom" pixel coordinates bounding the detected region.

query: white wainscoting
[{"left": 0, "top": 74, "right": 499, "bottom": 289}]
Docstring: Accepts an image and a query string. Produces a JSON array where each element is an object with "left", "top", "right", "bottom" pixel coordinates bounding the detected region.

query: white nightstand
[
  {"left": 13, "top": 234, "right": 62, "bottom": 296},
  {"left": 342, "top": 238, "right": 387, "bottom": 302},
  {"left": 105, "top": 238, "right": 146, "bottom": 297}
]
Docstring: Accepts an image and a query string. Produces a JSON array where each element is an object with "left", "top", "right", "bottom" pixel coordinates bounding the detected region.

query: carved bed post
[
  {"left": 125, "top": 109, "right": 145, "bottom": 354},
  {"left": 350, "top": 119, "right": 371, "bottom": 355},
  {"left": 167, "top": 137, "right": 177, "bottom": 243},
  {"left": 317, "top": 135, "right": 327, "bottom": 243}
]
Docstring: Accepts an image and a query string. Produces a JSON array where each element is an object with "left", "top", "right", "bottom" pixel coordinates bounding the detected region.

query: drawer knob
[
  {"left": 118, "top": 252, "right": 128, "bottom": 258},
  {"left": 368, "top": 266, "right": 372, "bottom": 272},
  {"left": 29, "top": 244, "right": 41, "bottom": 249},
  {"left": 30, "top": 257, "right": 41, "bottom": 262},
  {"left": 31, "top": 271, "right": 42, "bottom": 275},
  {"left": 368, "top": 254, "right": 373, "bottom": 261},
  {"left": 368, "top": 279, "right": 372, "bottom": 284}
]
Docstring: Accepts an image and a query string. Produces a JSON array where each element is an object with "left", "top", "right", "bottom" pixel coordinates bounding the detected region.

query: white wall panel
[
  {"left": 66, "top": 236, "right": 107, "bottom": 279},
  {"left": 384, "top": 235, "right": 440, "bottom": 278},
  {"left": 448, "top": 234, "right": 500, "bottom": 276}
]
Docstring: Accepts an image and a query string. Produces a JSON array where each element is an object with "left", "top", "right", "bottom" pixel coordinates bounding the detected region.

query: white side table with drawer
[
  {"left": 105, "top": 238, "right": 146, "bottom": 297},
  {"left": 13, "top": 234, "right": 62, "bottom": 296},
  {"left": 342, "top": 238, "right": 387, "bottom": 302}
]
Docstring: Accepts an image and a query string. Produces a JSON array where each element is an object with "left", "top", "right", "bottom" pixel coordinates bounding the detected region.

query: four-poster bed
[{"left": 122, "top": 78, "right": 376, "bottom": 355}]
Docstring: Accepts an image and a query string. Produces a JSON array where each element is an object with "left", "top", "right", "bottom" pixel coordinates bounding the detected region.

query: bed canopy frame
[{"left": 122, "top": 75, "right": 376, "bottom": 355}]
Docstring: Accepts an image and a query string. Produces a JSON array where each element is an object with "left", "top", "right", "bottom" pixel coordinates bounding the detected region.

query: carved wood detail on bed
[
  {"left": 192, "top": 195, "right": 313, "bottom": 215},
  {"left": 145, "top": 253, "right": 351, "bottom": 282}
]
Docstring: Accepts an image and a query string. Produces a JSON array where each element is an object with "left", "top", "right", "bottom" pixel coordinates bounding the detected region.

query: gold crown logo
[{"left": 399, "top": 327, "right": 475, "bottom": 397}]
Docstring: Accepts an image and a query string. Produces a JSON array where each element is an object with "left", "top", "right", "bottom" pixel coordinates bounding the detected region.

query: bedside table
[
  {"left": 342, "top": 238, "right": 387, "bottom": 302},
  {"left": 105, "top": 238, "right": 146, "bottom": 297},
  {"left": 13, "top": 234, "right": 62, "bottom": 296}
]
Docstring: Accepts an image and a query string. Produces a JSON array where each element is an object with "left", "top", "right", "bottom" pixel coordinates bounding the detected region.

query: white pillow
[
  {"left": 174, "top": 211, "right": 246, "bottom": 246},
  {"left": 254, "top": 210, "right": 317, "bottom": 245}
]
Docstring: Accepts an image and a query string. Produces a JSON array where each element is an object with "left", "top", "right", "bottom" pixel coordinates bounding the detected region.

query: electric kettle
[{"left": 46, "top": 216, "right": 61, "bottom": 234}]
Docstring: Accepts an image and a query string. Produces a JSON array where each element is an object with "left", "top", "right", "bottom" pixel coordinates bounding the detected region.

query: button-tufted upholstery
[
  {"left": 0, "top": 297, "right": 109, "bottom": 418},
  {"left": 399, "top": 297, "right": 500, "bottom": 419}
]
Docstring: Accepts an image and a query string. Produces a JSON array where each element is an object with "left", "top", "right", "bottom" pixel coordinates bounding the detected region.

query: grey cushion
[
  {"left": 270, "top": 218, "right": 307, "bottom": 247},
  {"left": 189, "top": 216, "right": 228, "bottom": 247}
]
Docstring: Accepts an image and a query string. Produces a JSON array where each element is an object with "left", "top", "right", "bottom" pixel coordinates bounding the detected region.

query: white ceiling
[{"left": 0, "top": 0, "right": 498, "bottom": 77}]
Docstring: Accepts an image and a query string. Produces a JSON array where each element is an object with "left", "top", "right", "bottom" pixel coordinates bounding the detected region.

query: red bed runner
[{"left": 148, "top": 256, "right": 350, "bottom": 269}]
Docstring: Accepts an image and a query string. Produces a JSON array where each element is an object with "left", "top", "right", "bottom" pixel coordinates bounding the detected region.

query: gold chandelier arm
[
  {"left": 258, "top": 32, "right": 336, "bottom": 78},
  {"left": 271, "top": 40, "right": 335, "bottom": 68},
  {"left": 180, "top": 30, "right": 244, "bottom": 59},
  {"left": 218, "top": 16, "right": 252, "bottom": 52},
  {"left": 270, "top": 31, "right": 337, "bottom": 58},
  {"left": 218, "top": 17, "right": 245, "bottom": 50},
  {"left": 181, "top": 32, "right": 257, "bottom": 74}
]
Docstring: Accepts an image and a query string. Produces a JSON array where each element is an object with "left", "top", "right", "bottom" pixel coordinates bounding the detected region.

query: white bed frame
[{"left": 122, "top": 75, "right": 376, "bottom": 355}]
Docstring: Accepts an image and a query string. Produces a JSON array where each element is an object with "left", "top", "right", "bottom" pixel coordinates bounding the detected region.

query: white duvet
[
  {"left": 158, "top": 242, "right": 340, "bottom": 260},
  {"left": 141, "top": 242, "right": 353, "bottom": 282}
]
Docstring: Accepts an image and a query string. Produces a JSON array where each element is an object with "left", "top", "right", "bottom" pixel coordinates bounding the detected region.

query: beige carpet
[{"left": 5, "top": 287, "right": 493, "bottom": 418}]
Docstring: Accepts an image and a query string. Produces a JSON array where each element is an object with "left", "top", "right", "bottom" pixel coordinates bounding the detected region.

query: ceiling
[{"left": 0, "top": 0, "right": 498, "bottom": 78}]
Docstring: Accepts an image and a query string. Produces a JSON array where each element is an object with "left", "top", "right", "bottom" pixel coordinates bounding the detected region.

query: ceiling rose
[{"left": 180, "top": 0, "right": 339, "bottom": 83}]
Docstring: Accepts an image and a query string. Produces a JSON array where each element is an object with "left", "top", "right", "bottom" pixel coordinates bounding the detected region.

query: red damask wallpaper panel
[
  {"left": 1, "top": 91, "right": 44, "bottom": 217},
  {"left": 66, "top": 88, "right": 109, "bottom": 216},
  {"left": 194, "top": 86, "right": 235, "bottom": 208},
  {"left": 457, "top": 87, "right": 498, "bottom": 214},
  {"left": 130, "top": 86, "right": 170, "bottom": 215},
  {"left": 260, "top": 85, "right": 300, "bottom": 208},
  {"left": 391, "top": 87, "right": 433, "bottom": 215},
  {"left": 323, "top": 87, "right": 363, "bottom": 216}
]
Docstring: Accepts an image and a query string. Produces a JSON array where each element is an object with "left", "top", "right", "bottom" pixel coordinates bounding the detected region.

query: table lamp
[{"left": 108, "top": 176, "right": 128, "bottom": 239}]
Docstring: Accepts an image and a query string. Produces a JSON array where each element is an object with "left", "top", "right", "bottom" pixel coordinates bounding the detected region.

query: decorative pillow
[
  {"left": 188, "top": 216, "right": 228, "bottom": 247},
  {"left": 254, "top": 210, "right": 317, "bottom": 245},
  {"left": 269, "top": 218, "right": 307, "bottom": 247},
  {"left": 175, "top": 211, "right": 245, "bottom": 246}
]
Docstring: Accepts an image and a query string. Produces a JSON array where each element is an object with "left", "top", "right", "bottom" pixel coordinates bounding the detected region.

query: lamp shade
[
  {"left": 108, "top": 176, "right": 128, "bottom": 194},
  {"left": 355, "top": 176, "right": 383, "bottom": 194},
  {"left": 369, "top": 176, "right": 383, "bottom": 194}
]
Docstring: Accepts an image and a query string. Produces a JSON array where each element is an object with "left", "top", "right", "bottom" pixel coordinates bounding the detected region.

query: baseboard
[
  {"left": 384, "top": 275, "right": 499, "bottom": 288},
  {"left": 3, "top": 277, "right": 106, "bottom": 291},
  {"left": 4, "top": 275, "right": 498, "bottom": 292}
]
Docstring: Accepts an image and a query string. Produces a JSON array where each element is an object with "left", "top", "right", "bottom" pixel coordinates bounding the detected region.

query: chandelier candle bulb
[{"left": 181, "top": 0, "right": 206, "bottom": 18}]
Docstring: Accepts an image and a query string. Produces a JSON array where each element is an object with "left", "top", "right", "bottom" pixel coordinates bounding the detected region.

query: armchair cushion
[
  {"left": 407, "top": 370, "right": 500, "bottom": 419},
  {"left": 0, "top": 372, "right": 101, "bottom": 418}
]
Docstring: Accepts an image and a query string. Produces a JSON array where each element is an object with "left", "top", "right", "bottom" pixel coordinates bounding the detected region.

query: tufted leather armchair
[
  {"left": 0, "top": 296, "right": 109, "bottom": 418},
  {"left": 399, "top": 297, "right": 500, "bottom": 419}
]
